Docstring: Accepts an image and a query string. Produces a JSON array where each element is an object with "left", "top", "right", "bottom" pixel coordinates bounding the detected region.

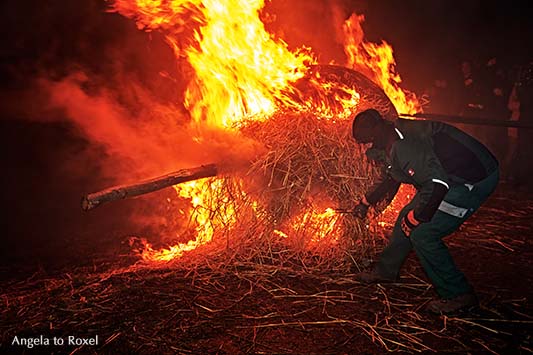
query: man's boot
[
  {"left": 426, "top": 292, "right": 479, "bottom": 314},
  {"left": 354, "top": 268, "right": 398, "bottom": 284}
]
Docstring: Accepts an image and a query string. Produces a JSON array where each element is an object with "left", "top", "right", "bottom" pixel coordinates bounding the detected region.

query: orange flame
[
  {"left": 138, "top": 238, "right": 199, "bottom": 261},
  {"left": 343, "top": 13, "right": 421, "bottom": 114},
  {"left": 112, "top": 0, "right": 316, "bottom": 128},
  {"left": 293, "top": 207, "right": 339, "bottom": 243},
  {"left": 111, "top": 1, "right": 419, "bottom": 262},
  {"left": 275, "top": 204, "right": 340, "bottom": 247},
  {"left": 138, "top": 178, "right": 243, "bottom": 262}
]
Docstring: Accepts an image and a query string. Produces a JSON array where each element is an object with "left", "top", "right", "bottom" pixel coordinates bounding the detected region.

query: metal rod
[{"left": 400, "top": 113, "right": 533, "bottom": 129}]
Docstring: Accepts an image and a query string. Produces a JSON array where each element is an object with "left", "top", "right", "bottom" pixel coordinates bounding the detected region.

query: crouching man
[{"left": 351, "top": 109, "right": 499, "bottom": 314}]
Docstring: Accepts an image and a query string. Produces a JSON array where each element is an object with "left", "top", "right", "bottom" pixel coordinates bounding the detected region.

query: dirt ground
[{"left": 0, "top": 120, "right": 532, "bottom": 355}]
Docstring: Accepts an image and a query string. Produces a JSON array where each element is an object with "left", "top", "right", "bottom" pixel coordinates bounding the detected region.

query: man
[{"left": 351, "top": 109, "right": 499, "bottom": 314}]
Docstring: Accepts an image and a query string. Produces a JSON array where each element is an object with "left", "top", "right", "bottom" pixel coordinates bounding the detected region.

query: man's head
[{"left": 352, "top": 109, "right": 385, "bottom": 144}]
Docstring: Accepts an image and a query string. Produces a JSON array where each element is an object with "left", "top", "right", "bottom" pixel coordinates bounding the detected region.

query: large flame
[
  {"left": 111, "top": 1, "right": 420, "bottom": 262},
  {"left": 112, "top": 0, "right": 316, "bottom": 128},
  {"left": 343, "top": 13, "right": 421, "bottom": 114}
]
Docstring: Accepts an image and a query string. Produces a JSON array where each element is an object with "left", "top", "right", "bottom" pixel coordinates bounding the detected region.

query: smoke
[
  {"left": 0, "top": 0, "right": 364, "bottom": 216},
  {"left": 0, "top": 0, "right": 367, "bottom": 185},
  {"left": 0, "top": 0, "right": 266, "bottom": 186},
  {"left": 39, "top": 71, "right": 263, "bottom": 182}
]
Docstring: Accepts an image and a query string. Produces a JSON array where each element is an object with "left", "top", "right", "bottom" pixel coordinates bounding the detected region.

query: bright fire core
[{"left": 112, "top": 0, "right": 420, "bottom": 262}]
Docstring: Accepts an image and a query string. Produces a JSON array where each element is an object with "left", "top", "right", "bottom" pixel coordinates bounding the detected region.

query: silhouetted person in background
[
  {"left": 459, "top": 60, "right": 487, "bottom": 117},
  {"left": 426, "top": 78, "right": 457, "bottom": 115},
  {"left": 456, "top": 60, "right": 488, "bottom": 141},
  {"left": 503, "top": 84, "right": 520, "bottom": 182},
  {"left": 480, "top": 57, "right": 512, "bottom": 164},
  {"left": 512, "top": 61, "right": 533, "bottom": 190},
  {"left": 483, "top": 57, "right": 512, "bottom": 118}
]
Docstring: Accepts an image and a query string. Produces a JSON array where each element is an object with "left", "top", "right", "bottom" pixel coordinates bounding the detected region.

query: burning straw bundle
[
  {"left": 126, "top": 66, "right": 401, "bottom": 269},
  {"left": 141, "top": 114, "right": 393, "bottom": 271}
]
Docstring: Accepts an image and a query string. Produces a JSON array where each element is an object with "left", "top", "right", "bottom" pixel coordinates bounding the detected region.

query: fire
[
  {"left": 111, "top": 0, "right": 315, "bottom": 262},
  {"left": 342, "top": 13, "right": 420, "bottom": 222},
  {"left": 273, "top": 200, "right": 340, "bottom": 247},
  {"left": 136, "top": 179, "right": 217, "bottom": 262},
  {"left": 112, "top": 0, "right": 315, "bottom": 128},
  {"left": 300, "top": 72, "right": 361, "bottom": 119},
  {"left": 292, "top": 207, "right": 339, "bottom": 243},
  {"left": 343, "top": 13, "right": 421, "bottom": 114},
  {"left": 138, "top": 177, "right": 242, "bottom": 262},
  {"left": 138, "top": 238, "right": 198, "bottom": 261},
  {"left": 111, "top": 1, "right": 420, "bottom": 262}
]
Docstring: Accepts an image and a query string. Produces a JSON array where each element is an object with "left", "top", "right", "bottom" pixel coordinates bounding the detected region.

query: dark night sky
[{"left": 364, "top": 0, "right": 533, "bottom": 88}]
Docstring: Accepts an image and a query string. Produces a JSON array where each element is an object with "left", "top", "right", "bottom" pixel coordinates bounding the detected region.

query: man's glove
[
  {"left": 353, "top": 200, "right": 369, "bottom": 219},
  {"left": 401, "top": 210, "right": 420, "bottom": 237},
  {"left": 366, "top": 147, "right": 387, "bottom": 164}
]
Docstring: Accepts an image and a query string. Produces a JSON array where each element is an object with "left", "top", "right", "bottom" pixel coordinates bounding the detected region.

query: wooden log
[{"left": 81, "top": 164, "right": 218, "bottom": 211}]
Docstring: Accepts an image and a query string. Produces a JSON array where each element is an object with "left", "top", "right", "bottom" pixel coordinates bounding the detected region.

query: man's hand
[
  {"left": 401, "top": 210, "right": 420, "bottom": 237},
  {"left": 353, "top": 199, "right": 370, "bottom": 219}
]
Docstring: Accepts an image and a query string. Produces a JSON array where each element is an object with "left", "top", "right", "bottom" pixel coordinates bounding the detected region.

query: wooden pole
[{"left": 81, "top": 164, "right": 218, "bottom": 211}]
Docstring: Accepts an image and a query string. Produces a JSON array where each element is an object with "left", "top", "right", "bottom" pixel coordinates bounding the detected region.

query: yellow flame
[
  {"left": 279, "top": 206, "right": 340, "bottom": 246},
  {"left": 302, "top": 73, "right": 361, "bottom": 119},
  {"left": 113, "top": 0, "right": 315, "bottom": 128},
  {"left": 138, "top": 178, "right": 241, "bottom": 262},
  {"left": 298, "top": 207, "right": 339, "bottom": 243},
  {"left": 139, "top": 239, "right": 199, "bottom": 262},
  {"left": 343, "top": 13, "right": 421, "bottom": 114}
]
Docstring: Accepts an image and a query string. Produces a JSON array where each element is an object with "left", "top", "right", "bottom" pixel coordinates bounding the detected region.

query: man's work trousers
[{"left": 375, "top": 169, "right": 499, "bottom": 299}]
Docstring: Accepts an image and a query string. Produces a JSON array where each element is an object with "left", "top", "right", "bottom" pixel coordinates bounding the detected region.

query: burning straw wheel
[
  {"left": 290, "top": 64, "right": 398, "bottom": 120},
  {"left": 230, "top": 65, "right": 397, "bottom": 259},
  {"left": 134, "top": 65, "right": 400, "bottom": 266}
]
